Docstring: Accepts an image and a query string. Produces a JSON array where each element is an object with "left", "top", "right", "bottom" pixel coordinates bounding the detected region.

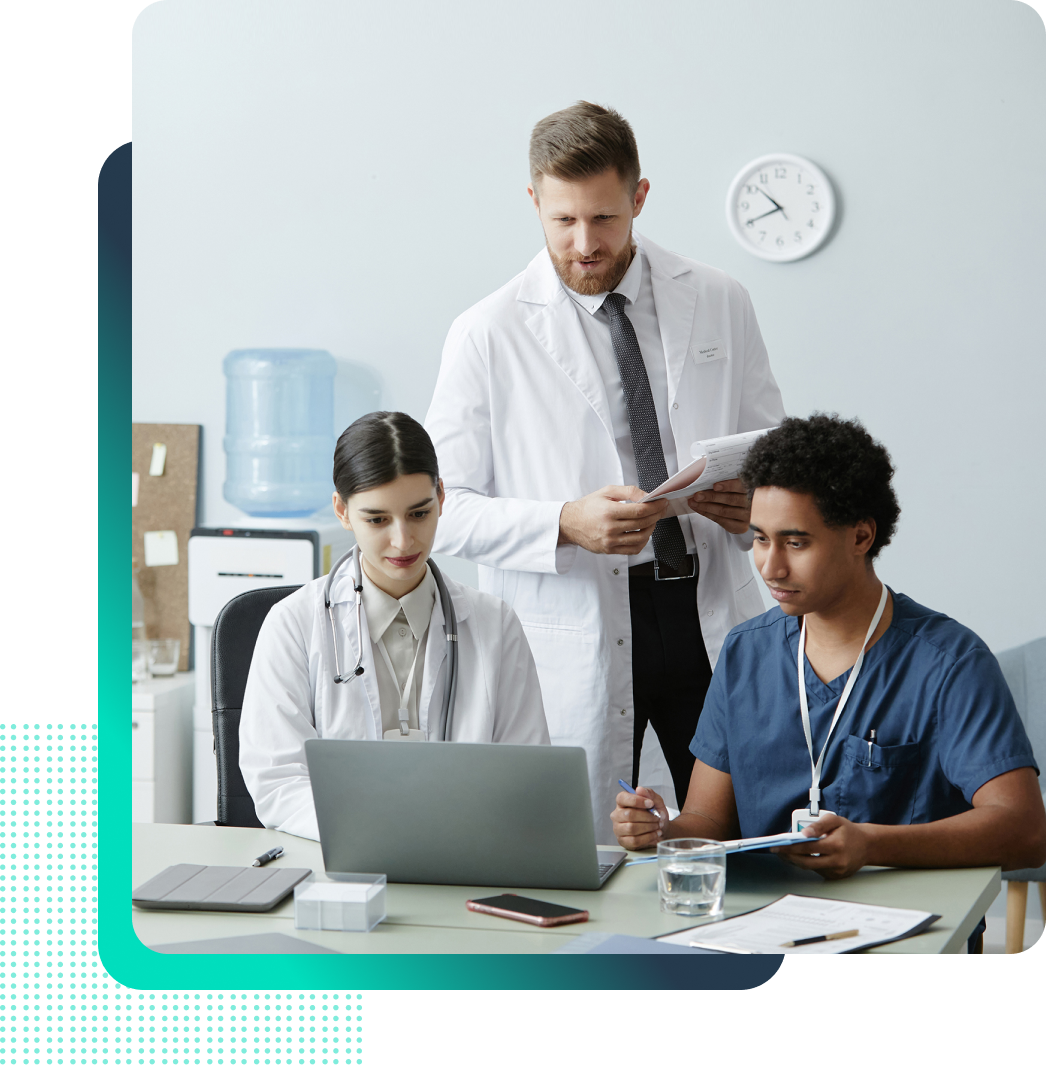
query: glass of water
[
  {"left": 657, "top": 838, "right": 726, "bottom": 918},
  {"left": 147, "top": 638, "right": 181, "bottom": 677}
]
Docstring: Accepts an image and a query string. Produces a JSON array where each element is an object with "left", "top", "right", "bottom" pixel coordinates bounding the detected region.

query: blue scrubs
[{"left": 690, "top": 589, "right": 1038, "bottom": 838}]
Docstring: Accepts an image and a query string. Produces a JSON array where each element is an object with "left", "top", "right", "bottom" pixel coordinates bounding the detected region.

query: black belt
[{"left": 629, "top": 555, "right": 697, "bottom": 581}]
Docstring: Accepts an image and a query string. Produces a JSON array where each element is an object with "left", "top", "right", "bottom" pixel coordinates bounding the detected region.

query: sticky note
[
  {"left": 132, "top": 472, "right": 140, "bottom": 507},
  {"left": 144, "top": 530, "right": 179, "bottom": 567},
  {"left": 149, "top": 443, "right": 167, "bottom": 476}
]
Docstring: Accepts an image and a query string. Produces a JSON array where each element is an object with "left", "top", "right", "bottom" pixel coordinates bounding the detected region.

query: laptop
[{"left": 305, "top": 740, "right": 627, "bottom": 890}]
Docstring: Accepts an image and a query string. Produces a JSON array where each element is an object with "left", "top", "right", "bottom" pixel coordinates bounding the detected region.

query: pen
[
  {"left": 781, "top": 929, "right": 859, "bottom": 948},
  {"left": 252, "top": 846, "right": 284, "bottom": 867},
  {"left": 867, "top": 728, "right": 876, "bottom": 759},
  {"left": 617, "top": 779, "right": 666, "bottom": 822}
]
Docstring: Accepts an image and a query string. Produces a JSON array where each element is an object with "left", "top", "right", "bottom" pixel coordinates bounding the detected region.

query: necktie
[{"left": 603, "top": 291, "right": 692, "bottom": 575}]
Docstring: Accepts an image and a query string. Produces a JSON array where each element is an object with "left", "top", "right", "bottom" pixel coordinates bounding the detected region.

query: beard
[{"left": 547, "top": 230, "right": 635, "bottom": 296}]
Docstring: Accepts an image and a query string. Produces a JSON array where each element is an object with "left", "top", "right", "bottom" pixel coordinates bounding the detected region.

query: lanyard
[
  {"left": 797, "top": 583, "right": 888, "bottom": 815},
  {"left": 376, "top": 626, "right": 425, "bottom": 736}
]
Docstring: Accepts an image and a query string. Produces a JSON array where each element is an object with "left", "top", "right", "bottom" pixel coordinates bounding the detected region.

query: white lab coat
[
  {"left": 424, "top": 234, "right": 785, "bottom": 842},
  {"left": 239, "top": 567, "right": 551, "bottom": 840}
]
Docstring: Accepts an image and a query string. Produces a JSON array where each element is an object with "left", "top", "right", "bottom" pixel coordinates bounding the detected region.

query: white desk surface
[{"left": 132, "top": 822, "right": 999, "bottom": 954}]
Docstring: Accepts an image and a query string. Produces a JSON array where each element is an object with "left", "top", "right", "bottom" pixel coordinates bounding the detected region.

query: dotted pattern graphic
[{"left": 0, "top": 723, "right": 363, "bottom": 1064}]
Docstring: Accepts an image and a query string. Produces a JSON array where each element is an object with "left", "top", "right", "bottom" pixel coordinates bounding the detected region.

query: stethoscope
[{"left": 323, "top": 545, "right": 459, "bottom": 742}]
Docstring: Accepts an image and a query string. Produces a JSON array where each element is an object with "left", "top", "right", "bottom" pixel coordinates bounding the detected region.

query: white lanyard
[
  {"left": 797, "top": 583, "right": 888, "bottom": 815},
  {"left": 376, "top": 627, "right": 425, "bottom": 736}
]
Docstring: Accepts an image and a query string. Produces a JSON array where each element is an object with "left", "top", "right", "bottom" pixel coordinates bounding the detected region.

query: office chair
[
  {"left": 211, "top": 585, "right": 301, "bottom": 827},
  {"left": 996, "top": 635, "right": 1046, "bottom": 953}
]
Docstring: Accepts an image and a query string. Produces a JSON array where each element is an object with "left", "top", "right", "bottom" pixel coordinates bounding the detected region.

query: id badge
[
  {"left": 791, "top": 807, "right": 833, "bottom": 833},
  {"left": 382, "top": 728, "right": 426, "bottom": 742}
]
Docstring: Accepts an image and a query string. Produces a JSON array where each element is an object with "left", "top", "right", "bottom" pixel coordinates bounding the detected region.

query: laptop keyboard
[{"left": 598, "top": 862, "right": 616, "bottom": 880}]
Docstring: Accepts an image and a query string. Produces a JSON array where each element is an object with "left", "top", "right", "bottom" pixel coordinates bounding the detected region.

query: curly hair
[{"left": 740, "top": 414, "right": 900, "bottom": 560}]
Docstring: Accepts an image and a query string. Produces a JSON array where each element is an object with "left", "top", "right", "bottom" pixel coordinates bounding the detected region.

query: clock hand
[
  {"left": 745, "top": 206, "right": 783, "bottom": 225},
  {"left": 757, "top": 187, "right": 788, "bottom": 220}
]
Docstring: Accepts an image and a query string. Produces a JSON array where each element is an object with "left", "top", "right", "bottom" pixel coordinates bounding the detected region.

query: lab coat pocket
[
  {"left": 838, "top": 733, "right": 921, "bottom": 825},
  {"left": 518, "top": 618, "right": 598, "bottom": 743}
]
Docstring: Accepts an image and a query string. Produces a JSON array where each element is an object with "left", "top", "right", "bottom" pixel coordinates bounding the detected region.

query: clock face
[{"left": 726, "top": 154, "right": 835, "bottom": 262}]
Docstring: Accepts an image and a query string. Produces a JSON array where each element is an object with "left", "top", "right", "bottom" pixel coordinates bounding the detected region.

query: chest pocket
[{"left": 838, "top": 733, "right": 921, "bottom": 825}]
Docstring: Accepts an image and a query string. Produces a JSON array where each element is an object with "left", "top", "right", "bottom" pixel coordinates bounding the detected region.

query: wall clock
[{"left": 726, "top": 153, "right": 836, "bottom": 262}]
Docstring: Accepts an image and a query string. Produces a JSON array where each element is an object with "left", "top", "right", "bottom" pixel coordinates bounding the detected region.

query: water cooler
[{"left": 187, "top": 347, "right": 355, "bottom": 822}]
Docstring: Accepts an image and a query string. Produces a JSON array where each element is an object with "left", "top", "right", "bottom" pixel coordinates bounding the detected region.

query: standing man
[{"left": 425, "top": 101, "right": 785, "bottom": 838}]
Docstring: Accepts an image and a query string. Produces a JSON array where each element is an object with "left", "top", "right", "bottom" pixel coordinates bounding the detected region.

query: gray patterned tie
[{"left": 603, "top": 292, "right": 692, "bottom": 575}]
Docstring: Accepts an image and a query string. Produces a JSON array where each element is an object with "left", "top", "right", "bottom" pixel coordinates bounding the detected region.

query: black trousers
[{"left": 629, "top": 570, "right": 713, "bottom": 808}]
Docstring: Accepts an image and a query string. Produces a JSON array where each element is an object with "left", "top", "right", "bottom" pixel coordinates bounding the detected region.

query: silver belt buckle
[{"left": 653, "top": 556, "right": 696, "bottom": 581}]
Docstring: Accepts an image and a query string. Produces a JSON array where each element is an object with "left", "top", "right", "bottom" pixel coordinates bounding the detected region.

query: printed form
[
  {"left": 642, "top": 428, "right": 773, "bottom": 501},
  {"left": 656, "top": 893, "right": 940, "bottom": 954}
]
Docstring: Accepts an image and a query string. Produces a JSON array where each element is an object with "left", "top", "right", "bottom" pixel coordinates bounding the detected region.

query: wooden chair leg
[{"left": 1006, "top": 881, "right": 1028, "bottom": 953}]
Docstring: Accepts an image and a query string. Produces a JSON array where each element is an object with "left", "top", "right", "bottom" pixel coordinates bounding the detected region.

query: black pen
[{"left": 252, "top": 846, "right": 284, "bottom": 867}]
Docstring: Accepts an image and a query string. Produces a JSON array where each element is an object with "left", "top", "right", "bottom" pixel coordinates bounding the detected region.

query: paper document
[
  {"left": 642, "top": 428, "right": 773, "bottom": 501},
  {"left": 656, "top": 893, "right": 940, "bottom": 954}
]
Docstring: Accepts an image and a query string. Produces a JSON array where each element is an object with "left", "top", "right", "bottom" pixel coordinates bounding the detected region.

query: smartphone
[{"left": 465, "top": 893, "right": 589, "bottom": 927}]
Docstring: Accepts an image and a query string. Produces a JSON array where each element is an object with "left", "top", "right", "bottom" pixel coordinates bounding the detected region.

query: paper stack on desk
[{"left": 656, "top": 894, "right": 941, "bottom": 954}]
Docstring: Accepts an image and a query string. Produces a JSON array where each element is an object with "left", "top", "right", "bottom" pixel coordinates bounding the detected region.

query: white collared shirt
[
  {"left": 564, "top": 244, "right": 695, "bottom": 564},
  {"left": 359, "top": 566, "right": 436, "bottom": 735}
]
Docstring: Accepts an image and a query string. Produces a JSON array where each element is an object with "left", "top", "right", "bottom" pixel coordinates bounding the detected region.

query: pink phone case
[{"left": 465, "top": 898, "right": 589, "bottom": 928}]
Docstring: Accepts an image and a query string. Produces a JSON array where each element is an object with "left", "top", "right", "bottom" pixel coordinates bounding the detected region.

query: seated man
[{"left": 612, "top": 413, "right": 1046, "bottom": 880}]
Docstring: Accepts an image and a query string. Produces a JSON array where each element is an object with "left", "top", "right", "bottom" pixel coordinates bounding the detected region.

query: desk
[{"left": 132, "top": 823, "right": 999, "bottom": 954}]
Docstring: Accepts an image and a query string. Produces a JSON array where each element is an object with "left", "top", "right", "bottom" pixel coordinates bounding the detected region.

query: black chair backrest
[{"left": 211, "top": 585, "right": 301, "bottom": 827}]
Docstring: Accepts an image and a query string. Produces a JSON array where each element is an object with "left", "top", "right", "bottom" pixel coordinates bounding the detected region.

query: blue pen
[{"left": 617, "top": 779, "right": 665, "bottom": 822}]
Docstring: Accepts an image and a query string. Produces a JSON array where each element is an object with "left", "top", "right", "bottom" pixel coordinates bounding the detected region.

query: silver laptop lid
[{"left": 305, "top": 740, "right": 607, "bottom": 890}]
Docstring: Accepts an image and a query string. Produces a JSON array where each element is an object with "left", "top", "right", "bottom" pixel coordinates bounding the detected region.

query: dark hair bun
[{"left": 333, "top": 412, "right": 439, "bottom": 500}]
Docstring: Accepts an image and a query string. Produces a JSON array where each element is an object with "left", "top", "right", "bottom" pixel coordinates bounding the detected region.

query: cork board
[{"left": 132, "top": 424, "right": 201, "bottom": 671}]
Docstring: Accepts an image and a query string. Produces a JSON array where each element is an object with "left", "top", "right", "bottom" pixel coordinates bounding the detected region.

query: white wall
[{"left": 132, "top": 0, "right": 1046, "bottom": 651}]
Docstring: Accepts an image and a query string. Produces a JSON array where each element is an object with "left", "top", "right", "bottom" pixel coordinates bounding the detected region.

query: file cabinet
[{"left": 131, "top": 673, "right": 194, "bottom": 823}]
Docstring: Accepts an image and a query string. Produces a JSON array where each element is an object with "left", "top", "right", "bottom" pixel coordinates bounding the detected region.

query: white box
[{"left": 294, "top": 875, "right": 387, "bottom": 932}]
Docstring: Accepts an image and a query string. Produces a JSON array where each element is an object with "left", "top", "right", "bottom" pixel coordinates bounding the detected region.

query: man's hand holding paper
[
  {"left": 771, "top": 812, "right": 872, "bottom": 880},
  {"left": 640, "top": 428, "right": 772, "bottom": 534},
  {"left": 687, "top": 477, "right": 753, "bottom": 535},
  {"left": 558, "top": 485, "right": 668, "bottom": 555}
]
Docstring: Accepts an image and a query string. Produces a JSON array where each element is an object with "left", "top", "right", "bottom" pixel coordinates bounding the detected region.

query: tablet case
[{"left": 132, "top": 864, "right": 311, "bottom": 912}]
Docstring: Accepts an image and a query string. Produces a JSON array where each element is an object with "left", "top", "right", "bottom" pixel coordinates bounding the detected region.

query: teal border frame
[{"left": 97, "top": 142, "right": 782, "bottom": 989}]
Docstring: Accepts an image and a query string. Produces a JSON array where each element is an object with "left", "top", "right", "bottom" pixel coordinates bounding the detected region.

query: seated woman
[{"left": 240, "top": 411, "right": 550, "bottom": 839}]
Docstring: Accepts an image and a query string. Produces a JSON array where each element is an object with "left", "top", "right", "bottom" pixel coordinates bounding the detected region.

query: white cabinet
[{"left": 131, "top": 673, "right": 194, "bottom": 824}]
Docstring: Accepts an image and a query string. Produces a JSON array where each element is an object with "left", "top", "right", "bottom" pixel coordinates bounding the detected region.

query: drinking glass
[
  {"left": 147, "top": 638, "right": 181, "bottom": 676},
  {"left": 657, "top": 838, "right": 726, "bottom": 918},
  {"left": 132, "top": 639, "right": 150, "bottom": 683}
]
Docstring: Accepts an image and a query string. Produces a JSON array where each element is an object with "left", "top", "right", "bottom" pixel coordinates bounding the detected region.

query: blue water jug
[{"left": 223, "top": 348, "right": 337, "bottom": 517}]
